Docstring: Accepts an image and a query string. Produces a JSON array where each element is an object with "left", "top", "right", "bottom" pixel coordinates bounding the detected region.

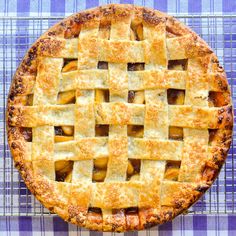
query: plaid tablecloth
[{"left": 0, "top": 0, "right": 236, "bottom": 235}]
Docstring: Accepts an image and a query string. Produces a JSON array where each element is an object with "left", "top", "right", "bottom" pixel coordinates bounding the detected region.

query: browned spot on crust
[
  {"left": 143, "top": 9, "right": 165, "bottom": 25},
  {"left": 209, "top": 91, "right": 230, "bottom": 107},
  {"left": 74, "top": 9, "right": 100, "bottom": 25},
  {"left": 38, "top": 38, "right": 64, "bottom": 56},
  {"left": 100, "top": 5, "right": 115, "bottom": 17},
  {"left": 25, "top": 45, "right": 38, "bottom": 67},
  {"left": 202, "top": 167, "right": 217, "bottom": 183},
  {"left": 216, "top": 75, "right": 228, "bottom": 91},
  {"left": 64, "top": 19, "right": 81, "bottom": 38},
  {"left": 166, "top": 17, "right": 190, "bottom": 37}
]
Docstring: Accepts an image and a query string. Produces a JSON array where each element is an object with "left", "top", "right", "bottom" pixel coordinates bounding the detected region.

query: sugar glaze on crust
[{"left": 7, "top": 4, "right": 233, "bottom": 232}]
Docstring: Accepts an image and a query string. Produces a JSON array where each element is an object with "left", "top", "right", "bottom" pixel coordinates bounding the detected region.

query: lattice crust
[{"left": 7, "top": 4, "right": 233, "bottom": 232}]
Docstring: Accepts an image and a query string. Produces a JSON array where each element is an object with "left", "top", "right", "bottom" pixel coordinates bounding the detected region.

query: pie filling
[
  {"left": 164, "top": 161, "right": 181, "bottom": 181},
  {"left": 55, "top": 160, "right": 73, "bottom": 182},
  {"left": 167, "top": 89, "right": 185, "bottom": 105},
  {"left": 62, "top": 59, "right": 77, "bottom": 72},
  {"left": 130, "top": 22, "right": 143, "bottom": 41},
  {"left": 168, "top": 59, "right": 188, "bottom": 71}
]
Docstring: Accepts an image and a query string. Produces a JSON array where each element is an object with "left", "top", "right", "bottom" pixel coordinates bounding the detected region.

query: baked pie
[{"left": 7, "top": 4, "right": 233, "bottom": 232}]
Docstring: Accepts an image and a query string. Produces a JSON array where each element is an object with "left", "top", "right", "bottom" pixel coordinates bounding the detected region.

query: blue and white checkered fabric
[{"left": 0, "top": 0, "right": 236, "bottom": 235}]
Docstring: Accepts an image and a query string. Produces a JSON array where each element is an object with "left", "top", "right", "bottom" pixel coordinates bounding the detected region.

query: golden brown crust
[{"left": 7, "top": 4, "right": 233, "bottom": 232}]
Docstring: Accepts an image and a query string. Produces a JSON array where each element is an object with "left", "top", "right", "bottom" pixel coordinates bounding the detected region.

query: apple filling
[{"left": 164, "top": 161, "right": 181, "bottom": 181}]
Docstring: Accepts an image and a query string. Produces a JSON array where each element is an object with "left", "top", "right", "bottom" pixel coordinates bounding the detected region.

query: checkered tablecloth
[{"left": 0, "top": 0, "right": 236, "bottom": 235}]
